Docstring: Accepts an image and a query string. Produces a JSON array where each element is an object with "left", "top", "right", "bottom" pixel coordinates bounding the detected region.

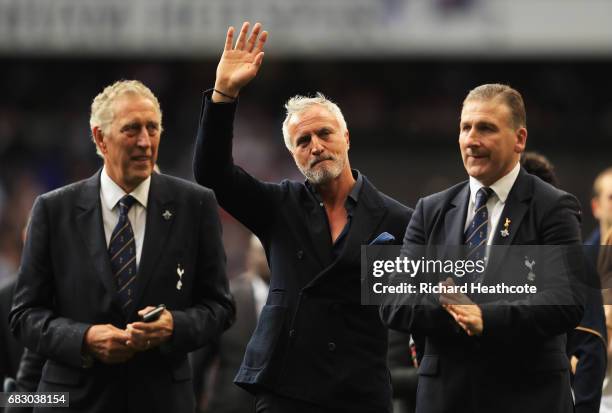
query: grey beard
[{"left": 298, "top": 157, "right": 344, "bottom": 185}]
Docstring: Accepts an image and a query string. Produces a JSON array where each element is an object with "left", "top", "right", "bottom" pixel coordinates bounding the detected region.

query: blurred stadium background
[{"left": 1, "top": 0, "right": 612, "bottom": 281}]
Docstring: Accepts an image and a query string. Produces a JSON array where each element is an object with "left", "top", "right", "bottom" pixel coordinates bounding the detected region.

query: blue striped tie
[
  {"left": 109, "top": 195, "right": 138, "bottom": 313},
  {"left": 464, "top": 187, "right": 493, "bottom": 281}
]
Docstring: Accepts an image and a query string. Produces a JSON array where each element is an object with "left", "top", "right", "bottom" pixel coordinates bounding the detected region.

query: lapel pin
[
  {"left": 524, "top": 256, "right": 536, "bottom": 281},
  {"left": 162, "top": 210, "right": 173, "bottom": 220},
  {"left": 176, "top": 264, "right": 184, "bottom": 290},
  {"left": 500, "top": 217, "right": 511, "bottom": 238}
]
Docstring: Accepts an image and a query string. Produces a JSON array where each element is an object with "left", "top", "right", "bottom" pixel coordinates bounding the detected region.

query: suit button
[
  {"left": 289, "top": 329, "right": 296, "bottom": 338},
  {"left": 328, "top": 342, "right": 336, "bottom": 352},
  {"left": 297, "top": 250, "right": 304, "bottom": 259}
]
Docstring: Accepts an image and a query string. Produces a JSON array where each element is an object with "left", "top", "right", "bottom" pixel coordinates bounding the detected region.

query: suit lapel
[
  {"left": 443, "top": 183, "right": 470, "bottom": 245},
  {"left": 75, "top": 171, "right": 124, "bottom": 314},
  {"left": 340, "top": 177, "right": 386, "bottom": 265},
  {"left": 438, "top": 184, "right": 470, "bottom": 268},
  {"left": 130, "top": 174, "right": 176, "bottom": 318},
  {"left": 485, "top": 169, "right": 532, "bottom": 284},
  {"left": 305, "top": 177, "right": 386, "bottom": 288}
]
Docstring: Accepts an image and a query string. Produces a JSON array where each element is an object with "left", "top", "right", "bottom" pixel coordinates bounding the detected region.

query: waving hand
[{"left": 213, "top": 22, "right": 268, "bottom": 102}]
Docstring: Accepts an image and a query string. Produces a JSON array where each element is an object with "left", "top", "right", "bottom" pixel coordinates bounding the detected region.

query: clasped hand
[
  {"left": 83, "top": 306, "right": 173, "bottom": 364},
  {"left": 439, "top": 277, "right": 484, "bottom": 336}
]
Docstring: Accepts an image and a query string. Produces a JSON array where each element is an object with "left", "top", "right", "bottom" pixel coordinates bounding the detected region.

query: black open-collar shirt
[{"left": 305, "top": 170, "right": 363, "bottom": 259}]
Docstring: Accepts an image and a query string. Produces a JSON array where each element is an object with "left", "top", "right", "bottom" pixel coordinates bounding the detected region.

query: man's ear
[
  {"left": 345, "top": 130, "right": 350, "bottom": 150},
  {"left": 92, "top": 127, "right": 106, "bottom": 153},
  {"left": 515, "top": 127, "right": 527, "bottom": 153},
  {"left": 592, "top": 197, "right": 601, "bottom": 220}
]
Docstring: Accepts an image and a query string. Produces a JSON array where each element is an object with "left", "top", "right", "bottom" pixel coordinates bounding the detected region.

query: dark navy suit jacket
[
  {"left": 10, "top": 171, "right": 234, "bottom": 413},
  {"left": 381, "top": 169, "right": 585, "bottom": 413},
  {"left": 193, "top": 93, "right": 412, "bottom": 413}
]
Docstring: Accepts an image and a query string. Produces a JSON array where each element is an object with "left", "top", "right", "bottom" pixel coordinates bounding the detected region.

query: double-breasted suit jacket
[{"left": 193, "top": 94, "right": 413, "bottom": 412}]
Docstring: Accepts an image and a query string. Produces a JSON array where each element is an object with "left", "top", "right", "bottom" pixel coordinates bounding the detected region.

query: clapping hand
[{"left": 439, "top": 277, "right": 484, "bottom": 336}]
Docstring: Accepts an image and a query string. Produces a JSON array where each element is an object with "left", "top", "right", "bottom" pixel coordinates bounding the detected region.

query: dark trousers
[{"left": 255, "top": 392, "right": 333, "bottom": 413}]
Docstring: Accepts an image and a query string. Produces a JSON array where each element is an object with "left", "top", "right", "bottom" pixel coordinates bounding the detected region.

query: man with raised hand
[{"left": 194, "top": 22, "right": 412, "bottom": 413}]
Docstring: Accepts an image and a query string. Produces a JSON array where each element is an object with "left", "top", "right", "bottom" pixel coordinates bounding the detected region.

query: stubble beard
[{"left": 298, "top": 155, "right": 345, "bottom": 185}]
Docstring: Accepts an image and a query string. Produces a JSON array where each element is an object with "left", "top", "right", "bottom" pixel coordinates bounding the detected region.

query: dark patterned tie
[
  {"left": 109, "top": 195, "right": 138, "bottom": 313},
  {"left": 464, "top": 187, "right": 493, "bottom": 280}
]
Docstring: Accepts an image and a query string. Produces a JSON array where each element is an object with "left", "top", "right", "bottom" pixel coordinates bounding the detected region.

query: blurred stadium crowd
[{"left": 1, "top": 58, "right": 611, "bottom": 284}]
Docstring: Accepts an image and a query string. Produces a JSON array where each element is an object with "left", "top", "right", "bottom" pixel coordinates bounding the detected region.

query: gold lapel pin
[{"left": 500, "top": 218, "right": 511, "bottom": 238}]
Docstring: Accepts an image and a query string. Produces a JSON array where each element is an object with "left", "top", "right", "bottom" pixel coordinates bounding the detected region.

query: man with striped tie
[
  {"left": 381, "top": 84, "right": 584, "bottom": 413},
  {"left": 9, "top": 80, "right": 234, "bottom": 412}
]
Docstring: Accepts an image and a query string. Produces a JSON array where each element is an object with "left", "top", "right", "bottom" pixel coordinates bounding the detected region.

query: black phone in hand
[{"left": 142, "top": 304, "right": 166, "bottom": 322}]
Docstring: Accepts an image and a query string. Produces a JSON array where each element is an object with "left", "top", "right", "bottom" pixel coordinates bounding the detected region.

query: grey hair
[
  {"left": 90, "top": 80, "right": 163, "bottom": 157},
  {"left": 281, "top": 92, "right": 347, "bottom": 150}
]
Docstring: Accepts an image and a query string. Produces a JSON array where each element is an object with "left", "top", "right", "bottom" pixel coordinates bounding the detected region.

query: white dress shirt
[
  {"left": 464, "top": 161, "right": 521, "bottom": 247},
  {"left": 100, "top": 167, "right": 150, "bottom": 268}
]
